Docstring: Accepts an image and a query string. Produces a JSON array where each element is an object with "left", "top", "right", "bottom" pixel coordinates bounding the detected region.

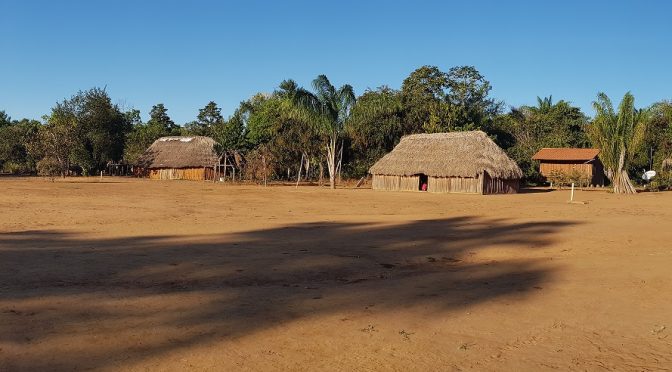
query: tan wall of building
[
  {"left": 148, "top": 168, "right": 214, "bottom": 181},
  {"left": 372, "top": 174, "right": 519, "bottom": 194}
]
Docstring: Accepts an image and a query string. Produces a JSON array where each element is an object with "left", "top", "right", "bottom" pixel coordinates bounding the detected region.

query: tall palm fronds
[
  {"left": 588, "top": 92, "right": 647, "bottom": 194},
  {"left": 288, "top": 75, "right": 356, "bottom": 189},
  {"left": 536, "top": 95, "right": 553, "bottom": 112}
]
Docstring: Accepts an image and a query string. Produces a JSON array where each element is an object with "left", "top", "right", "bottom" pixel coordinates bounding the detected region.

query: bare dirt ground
[{"left": 1, "top": 177, "right": 671, "bottom": 371}]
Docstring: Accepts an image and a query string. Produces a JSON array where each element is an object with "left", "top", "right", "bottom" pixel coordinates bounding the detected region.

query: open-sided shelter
[{"left": 369, "top": 131, "right": 522, "bottom": 194}]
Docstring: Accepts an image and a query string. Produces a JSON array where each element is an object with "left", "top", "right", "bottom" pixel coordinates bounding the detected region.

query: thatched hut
[
  {"left": 369, "top": 131, "right": 522, "bottom": 194},
  {"left": 137, "top": 136, "right": 220, "bottom": 181}
]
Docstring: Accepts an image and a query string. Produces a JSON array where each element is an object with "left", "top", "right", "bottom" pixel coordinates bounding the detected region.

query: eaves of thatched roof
[
  {"left": 137, "top": 136, "right": 220, "bottom": 169},
  {"left": 369, "top": 131, "right": 522, "bottom": 179}
]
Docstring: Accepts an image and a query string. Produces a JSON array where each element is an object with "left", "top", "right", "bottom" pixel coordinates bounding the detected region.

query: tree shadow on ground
[{"left": 0, "top": 217, "right": 577, "bottom": 370}]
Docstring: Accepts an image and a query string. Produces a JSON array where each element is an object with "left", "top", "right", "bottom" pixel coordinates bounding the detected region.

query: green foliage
[
  {"left": 0, "top": 111, "right": 11, "bottom": 128},
  {"left": 0, "top": 118, "right": 40, "bottom": 174},
  {"left": 124, "top": 104, "right": 181, "bottom": 163},
  {"left": 290, "top": 74, "right": 356, "bottom": 188},
  {"left": 492, "top": 96, "right": 589, "bottom": 182},
  {"left": 634, "top": 101, "right": 672, "bottom": 175},
  {"left": 184, "top": 101, "right": 224, "bottom": 136},
  {"left": 588, "top": 92, "right": 647, "bottom": 194},
  {"left": 5, "top": 67, "right": 668, "bottom": 189},
  {"left": 400, "top": 65, "right": 500, "bottom": 134},
  {"left": 400, "top": 65, "right": 450, "bottom": 134},
  {"left": 233, "top": 82, "right": 322, "bottom": 180},
  {"left": 346, "top": 86, "right": 404, "bottom": 177},
  {"left": 39, "top": 88, "right": 130, "bottom": 175},
  {"left": 36, "top": 156, "right": 62, "bottom": 177},
  {"left": 445, "top": 66, "right": 502, "bottom": 130},
  {"left": 547, "top": 169, "right": 591, "bottom": 188},
  {"left": 31, "top": 109, "right": 79, "bottom": 176}
]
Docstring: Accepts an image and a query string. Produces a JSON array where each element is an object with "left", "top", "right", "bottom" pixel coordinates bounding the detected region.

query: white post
[
  {"left": 100, "top": 171, "right": 103, "bottom": 181},
  {"left": 570, "top": 183, "right": 575, "bottom": 202}
]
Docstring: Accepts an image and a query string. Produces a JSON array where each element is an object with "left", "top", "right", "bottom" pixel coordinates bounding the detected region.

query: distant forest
[{"left": 2, "top": 65, "right": 671, "bottom": 192}]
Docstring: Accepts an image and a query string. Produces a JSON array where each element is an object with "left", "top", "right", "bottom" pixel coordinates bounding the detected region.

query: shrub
[{"left": 36, "top": 157, "right": 62, "bottom": 177}]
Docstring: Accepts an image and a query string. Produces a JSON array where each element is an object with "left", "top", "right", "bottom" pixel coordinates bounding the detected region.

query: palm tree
[
  {"left": 536, "top": 95, "right": 553, "bottom": 113},
  {"left": 290, "top": 75, "right": 356, "bottom": 189},
  {"left": 589, "top": 92, "right": 647, "bottom": 194}
]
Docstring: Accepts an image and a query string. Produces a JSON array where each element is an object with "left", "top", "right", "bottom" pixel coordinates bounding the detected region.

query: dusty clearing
[{"left": 1, "top": 178, "right": 671, "bottom": 371}]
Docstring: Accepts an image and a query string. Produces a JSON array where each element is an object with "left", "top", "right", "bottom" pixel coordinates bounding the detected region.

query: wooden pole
[
  {"left": 296, "top": 153, "right": 304, "bottom": 188},
  {"left": 570, "top": 182, "right": 575, "bottom": 202},
  {"left": 262, "top": 154, "right": 267, "bottom": 187}
]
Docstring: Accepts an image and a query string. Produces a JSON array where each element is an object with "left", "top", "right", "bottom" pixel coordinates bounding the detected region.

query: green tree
[
  {"left": 346, "top": 86, "right": 404, "bottom": 176},
  {"left": 446, "top": 65, "right": 501, "bottom": 130},
  {"left": 491, "top": 96, "right": 589, "bottom": 181},
  {"left": 238, "top": 81, "right": 322, "bottom": 181},
  {"left": 635, "top": 101, "right": 672, "bottom": 174},
  {"left": 43, "top": 88, "right": 129, "bottom": 174},
  {"left": 588, "top": 92, "right": 647, "bottom": 194},
  {"left": 31, "top": 110, "right": 79, "bottom": 177},
  {"left": 124, "top": 104, "right": 181, "bottom": 163},
  {"left": 289, "top": 75, "right": 355, "bottom": 189},
  {"left": 0, "top": 117, "right": 40, "bottom": 174},
  {"left": 400, "top": 65, "right": 450, "bottom": 133},
  {"left": 184, "top": 101, "right": 224, "bottom": 136},
  {"left": 0, "top": 111, "right": 11, "bottom": 128},
  {"left": 147, "top": 104, "right": 177, "bottom": 132}
]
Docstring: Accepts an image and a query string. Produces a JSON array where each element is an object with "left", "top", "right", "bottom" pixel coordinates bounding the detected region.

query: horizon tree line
[{"left": 1, "top": 65, "right": 671, "bottom": 194}]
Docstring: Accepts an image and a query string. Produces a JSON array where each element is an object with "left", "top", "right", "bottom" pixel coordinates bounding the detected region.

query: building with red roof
[{"left": 532, "top": 148, "right": 605, "bottom": 186}]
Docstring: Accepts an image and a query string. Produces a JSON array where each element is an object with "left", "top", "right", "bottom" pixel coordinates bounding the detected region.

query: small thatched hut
[
  {"left": 137, "top": 136, "right": 220, "bottom": 181},
  {"left": 369, "top": 131, "right": 522, "bottom": 194}
]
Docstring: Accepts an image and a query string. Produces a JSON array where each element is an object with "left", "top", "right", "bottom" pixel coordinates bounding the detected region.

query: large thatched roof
[
  {"left": 369, "top": 131, "right": 522, "bottom": 179},
  {"left": 137, "top": 136, "right": 220, "bottom": 169}
]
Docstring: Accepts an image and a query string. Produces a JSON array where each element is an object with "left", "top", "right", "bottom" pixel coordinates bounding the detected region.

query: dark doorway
[{"left": 418, "top": 174, "right": 428, "bottom": 191}]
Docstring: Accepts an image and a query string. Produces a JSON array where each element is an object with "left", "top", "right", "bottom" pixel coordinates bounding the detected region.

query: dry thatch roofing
[
  {"left": 369, "top": 131, "right": 522, "bottom": 179},
  {"left": 532, "top": 148, "right": 600, "bottom": 161},
  {"left": 137, "top": 136, "right": 220, "bottom": 169}
]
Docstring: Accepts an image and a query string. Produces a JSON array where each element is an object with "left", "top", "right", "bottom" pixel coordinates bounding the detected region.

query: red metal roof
[{"left": 532, "top": 148, "right": 600, "bottom": 161}]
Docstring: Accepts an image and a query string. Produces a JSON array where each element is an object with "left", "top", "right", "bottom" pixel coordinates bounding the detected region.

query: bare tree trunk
[
  {"left": 304, "top": 153, "right": 310, "bottom": 182},
  {"left": 318, "top": 162, "right": 324, "bottom": 186},
  {"left": 612, "top": 150, "right": 637, "bottom": 194},
  {"left": 296, "top": 153, "right": 304, "bottom": 188},
  {"left": 613, "top": 170, "right": 637, "bottom": 194},
  {"left": 336, "top": 142, "right": 344, "bottom": 186},
  {"left": 325, "top": 136, "right": 337, "bottom": 189}
]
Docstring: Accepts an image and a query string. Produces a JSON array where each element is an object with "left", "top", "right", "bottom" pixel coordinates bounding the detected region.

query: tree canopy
[{"left": 2, "top": 66, "right": 668, "bottom": 194}]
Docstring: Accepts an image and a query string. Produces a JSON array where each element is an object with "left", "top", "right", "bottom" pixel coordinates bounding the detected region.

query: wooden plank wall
[
  {"left": 539, "top": 162, "right": 604, "bottom": 186},
  {"left": 148, "top": 168, "right": 213, "bottom": 181},
  {"left": 539, "top": 163, "right": 592, "bottom": 177},
  {"left": 373, "top": 174, "right": 519, "bottom": 194},
  {"left": 482, "top": 177, "right": 519, "bottom": 194},
  {"left": 372, "top": 175, "right": 419, "bottom": 191},
  {"left": 428, "top": 176, "right": 481, "bottom": 194}
]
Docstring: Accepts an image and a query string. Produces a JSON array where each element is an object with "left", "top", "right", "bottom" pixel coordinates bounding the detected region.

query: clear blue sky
[{"left": 2, "top": 0, "right": 671, "bottom": 124}]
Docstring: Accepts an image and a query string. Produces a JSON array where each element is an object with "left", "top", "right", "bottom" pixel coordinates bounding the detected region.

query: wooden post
[
  {"left": 262, "top": 154, "right": 267, "bottom": 187},
  {"left": 296, "top": 153, "right": 304, "bottom": 188},
  {"left": 570, "top": 182, "right": 575, "bottom": 202}
]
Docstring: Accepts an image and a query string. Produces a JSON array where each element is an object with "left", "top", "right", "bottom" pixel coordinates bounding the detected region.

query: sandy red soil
[{"left": 1, "top": 178, "right": 671, "bottom": 371}]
